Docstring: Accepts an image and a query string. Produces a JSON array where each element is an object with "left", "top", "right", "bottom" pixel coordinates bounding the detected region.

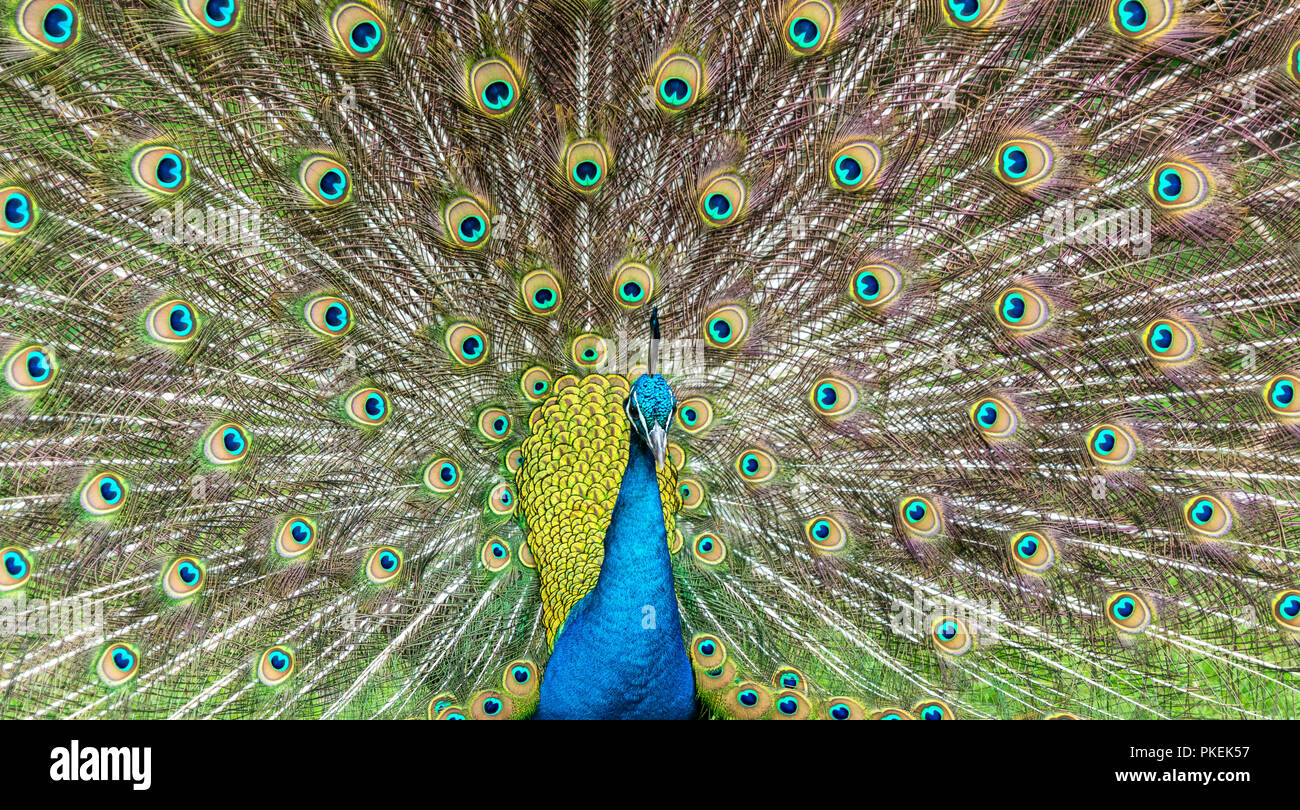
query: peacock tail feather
[{"left": 1, "top": 0, "right": 1299, "bottom": 719}]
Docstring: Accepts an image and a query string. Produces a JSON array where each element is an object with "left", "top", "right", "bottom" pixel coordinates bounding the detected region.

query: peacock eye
[
  {"left": 850, "top": 263, "right": 904, "bottom": 310},
  {"left": 469, "top": 58, "right": 522, "bottom": 116},
  {"left": 1183, "top": 495, "right": 1233, "bottom": 538},
  {"left": 1140, "top": 318, "right": 1198, "bottom": 364},
  {"left": 674, "top": 397, "right": 713, "bottom": 434},
  {"left": 994, "top": 137, "right": 1055, "bottom": 188},
  {"left": 182, "top": 0, "right": 241, "bottom": 34},
  {"left": 305, "top": 296, "right": 353, "bottom": 336},
  {"left": 17, "top": 0, "right": 81, "bottom": 51},
  {"left": 203, "top": 422, "right": 249, "bottom": 465},
  {"left": 0, "top": 546, "right": 33, "bottom": 592},
  {"left": 163, "top": 556, "right": 206, "bottom": 599},
  {"left": 726, "top": 682, "right": 773, "bottom": 718},
  {"left": 735, "top": 447, "right": 777, "bottom": 483},
  {"left": 0, "top": 186, "right": 38, "bottom": 237},
  {"left": 444, "top": 196, "right": 491, "bottom": 248},
  {"left": 996, "top": 285, "right": 1051, "bottom": 332},
  {"left": 520, "top": 366, "right": 552, "bottom": 401},
  {"left": 696, "top": 173, "right": 746, "bottom": 227},
  {"left": 299, "top": 156, "right": 351, "bottom": 206},
  {"left": 146, "top": 299, "right": 199, "bottom": 344},
  {"left": 345, "top": 387, "right": 390, "bottom": 426},
  {"left": 1010, "top": 530, "right": 1055, "bottom": 573},
  {"left": 1110, "top": 0, "right": 1175, "bottom": 39},
  {"left": 500, "top": 660, "right": 540, "bottom": 697},
  {"left": 782, "top": 0, "right": 835, "bottom": 54},
  {"left": 969, "top": 395, "right": 1019, "bottom": 439},
  {"left": 690, "top": 633, "right": 726, "bottom": 669},
  {"left": 1273, "top": 590, "right": 1300, "bottom": 631},
  {"left": 571, "top": 334, "right": 609, "bottom": 368},
  {"left": 810, "top": 377, "right": 858, "bottom": 418},
  {"left": 942, "top": 0, "right": 1004, "bottom": 28},
  {"left": 611, "top": 261, "right": 655, "bottom": 309},
  {"left": 914, "top": 699, "right": 954, "bottom": 720},
  {"left": 899, "top": 495, "right": 941, "bottom": 537},
  {"left": 330, "top": 1, "right": 386, "bottom": 59},
  {"left": 275, "top": 516, "right": 317, "bottom": 559},
  {"left": 481, "top": 539, "right": 511, "bottom": 572},
  {"left": 1264, "top": 374, "right": 1300, "bottom": 419},
  {"left": 131, "top": 146, "right": 189, "bottom": 194},
  {"left": 825, "top": 697, "right": 865, "bottom": 720},
  {"left": 1106, "top": 591, "right": 1154, "bottom": 633},
  {"left": 366, "top": 546, "right": 403, "bottom": 584},
  {"left": 931, "top": 615, "right": 974, "bottom": 655},
  {"left": 692, "top": 532, "right": 726, "bottom": 565},
  {"left": 422, "top": 457, "right": 460, "bottom": 494},
  {"left": 488, "top": 482, "right": 515, "bottom": 517},
  {"left": 703, "top": 304, "right": 750, "bottom": 350},
  {"left": 258, "top": 646, "right": 294, "bottom": 685},
  {"left": 652, "top": 52, "right": 703, "bottom": 112},
  {"left": 1086, "top": 423, "right": 1139, "bottom": 466},
  {"left": 521, "top": 269, "right": 563, "bottom": 316},
  {"left": 4, "top": 345, "right": 57, "bottom": 392},
  {"left": 564, "top": 139, "right": 610, "bottom": 194},
  {"left": 828, "top": 140, "right": 882, "bottom": 193},
  {"left": 677, "top": 477, "right": 705, "bottom": 510},
  {"left": 1149, "top": 159, "right": 1210, "bottom": 210},
  {"left": 804, "top": 515, "right": 848, "bottom": 551},
  {"left": 98, "top": 643, "right": 140, "bottom": 686},
  {"left": 80, "top": 471, "right": 127, "bottom": 516},
  {"left": 477, "top": 408, "right": 511, "bottom": 441}
]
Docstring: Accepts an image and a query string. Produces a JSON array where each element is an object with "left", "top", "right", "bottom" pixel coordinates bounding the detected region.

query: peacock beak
[{"left": 649, "top": 423, "right": 669, "bottom": 471}]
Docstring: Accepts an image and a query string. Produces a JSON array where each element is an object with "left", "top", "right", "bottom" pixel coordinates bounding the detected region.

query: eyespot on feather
[
  {"left": 275, "top": 516, "right": 317, "bottom": 559},
  {"left": 17, "top": 0, "right": 81, "bottom": 51},
  {"left": 330, "top": 1, "right": 387, "bottom": 59},
  {"left": 146, "top": 299, "right": 199, "bottom": 344},
  {"left": 5, "top": 344, "right": 57, "bottom": 392}
]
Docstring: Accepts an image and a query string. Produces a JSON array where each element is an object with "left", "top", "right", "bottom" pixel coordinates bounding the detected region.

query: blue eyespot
[
  {"left": 778, "top": 697, "right": 798, "bottom": 715},
  {"left": 1190, "top": 499, "right": 1214, "bottom": 525},
  {"left": 26, "top": 350, "right": 50, "bottom": 383},
  {"left": 834, "top": 155, "right": 861, "bottom": 184},
  {"left": 1093, "top": 429, "right": 1116, "bottom": 455},
  {"left": 1119, "top": 0, "right": 1147, "bottom": 30},
  {"left": 350, "top": 20, "right": 380, "bottom": 52},
  {"left": 270, "top": 651, "right": 289, "bottom": 671},
  {"left": 1157, "top": 167, "right": 1182, "bottom": 201},
  {"left": 659, "top": 77, "right": 690, "bottom": 105},
  {"left": 319, "top": 169, "right": 348, "bottom": 200},
  {"left": 948, "top": 0, "right": 980, "bottom": 22},
  {"left": 1281, "top": 596, "right": 1300, "bottom": 619},
  {"left": 155, "top": 155, "right": 183, "bottom": 188},
  {"left": 1001, "top": 146, "right": 1028, "bottom": 178},
  {"left": 483, "top": 80, "right": 513, "bottom": 110},
  {"left": 4, "top": 191, "right": 32, "bottom": 229},
  {"left": 290, "top": 520, "right": 312, "bottom": 544},
  {"left": 365, "top": 393, "right": 385, "bottom": 418},
  {"left": 705, "top": 193, "right": 731, "bottom": 219},
  {"left": 938, "top": 621, "right": 958, "bottom": 640},
  {"left": 1112, "top": 597, "right": 1135, "bottom": 620},
  {"left": 738, "top": 689, "right": 758, "bottom": 707},
  {"left": 100, "top": 478, "right": 122, "bottom": 504},
  {"left": 169, "top": 305, "right": 194, "bottom": 336},
  {"left": 3, "top": 551, "right": 27, "bottom": 579},
  {"left": 906, "top": 500, "right": 927, "bottom": 523},
  {"left": 923, "top": 707, "right": 944, "bottom": 720},
  {"left": 44, "top": 4, "right": 74, "bottom": 43},
  {"left": 205, "top": 0, "right": 234, "bottom": 25},
  {"left": 830, "top": 704, "right": 850, "bottom": 720},
  {"left": 491, "top": 542, "right": 506, "bottom": 559},
  {"left": 1001, "top": 292, "right": 1026, "bottom": 323},
  {"left": 460, "top": 215, "right": 485, "bottom": 241},
  {"left": 222, "top": 427, "right": 245, "bottom": 455},
  {"left": 1016, "top": 535, "right": 1039, "bottom": 558},
  {"left": 698, "top": 640, "right": 715, "bottom": 656},
  {"left": 324, "top": 302, "right": 348, "bottom": 331},
  {"left": 789, "top": 17, "right": 820, "bottom": 47},
  {"left": 512, "top": 666, "right": 531, "bottom": 684}
]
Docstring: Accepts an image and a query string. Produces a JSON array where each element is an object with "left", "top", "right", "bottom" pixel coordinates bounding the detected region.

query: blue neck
[{"left": 535, "top": 437, "right": 696, "bottom": 719}]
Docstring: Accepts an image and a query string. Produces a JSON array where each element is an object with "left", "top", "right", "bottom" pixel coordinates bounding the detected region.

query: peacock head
[{"left": 626, "top": 374, "right": 675, "bottom": 471}]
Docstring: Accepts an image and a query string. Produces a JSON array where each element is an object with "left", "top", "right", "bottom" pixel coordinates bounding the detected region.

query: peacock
[{"left": 1, "top": 0, "right": 1298, "bottom": 721}]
